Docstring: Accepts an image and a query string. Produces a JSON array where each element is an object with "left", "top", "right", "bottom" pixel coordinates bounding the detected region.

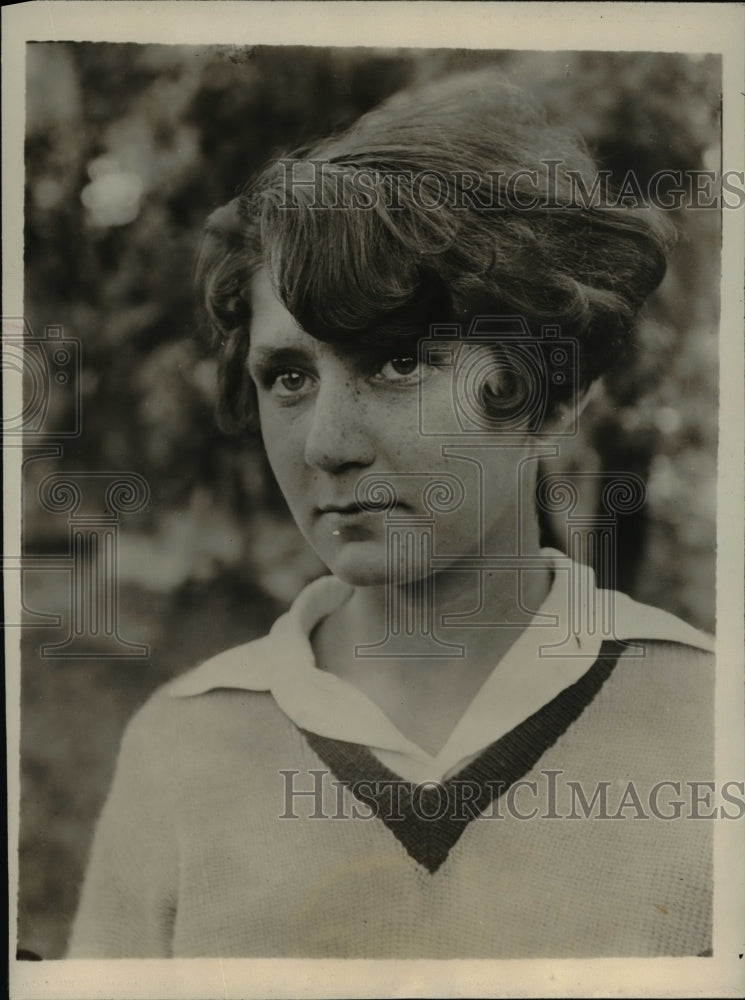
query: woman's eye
[
  {"left": 374, "top": 348, "right": 453, "bottom": 385},
  {"left": 376, "top": 356, "right": 422, "bottom": 382},
  {"left": 269, "top": 369, "right": 311, "bottom": 398}
]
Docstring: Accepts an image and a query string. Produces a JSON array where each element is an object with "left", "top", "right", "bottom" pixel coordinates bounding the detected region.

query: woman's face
[{"left": 248, "top": 269, "right": 541, "bottom": 587}]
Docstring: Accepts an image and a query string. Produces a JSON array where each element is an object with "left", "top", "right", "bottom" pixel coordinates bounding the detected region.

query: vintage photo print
[{"left": 5, "top": 2, "right": 744, "bottom": 998}]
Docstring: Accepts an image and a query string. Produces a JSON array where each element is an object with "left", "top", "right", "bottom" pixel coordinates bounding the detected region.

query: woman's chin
[
  {"left": 316, "top": 540, "right": 434, "bottom": 588},
  {"left": 322, "top": 547, "right": 390, "bottom": 587}
]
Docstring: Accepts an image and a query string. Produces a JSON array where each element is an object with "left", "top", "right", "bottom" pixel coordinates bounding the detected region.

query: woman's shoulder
[
  {"left": 609, "top": 593, "right": 714, "bottom": 694},
  {"left": 614, "top": 635, "right": 714, "bottom": 701},
  {"left": 590, "top": 593, "right": 715, "bottom": 733},
  {"left": 119, "top": 632, "right": 297, "bottom": 773},
  {"left": 118, "top": 576, "right": 351, "bottom": 771},
  {"left": 594, "top": 610, "right": 715, "bottom": 761},
  {"left": 607, "top": 586, "right": 714, "bottom": 653}
]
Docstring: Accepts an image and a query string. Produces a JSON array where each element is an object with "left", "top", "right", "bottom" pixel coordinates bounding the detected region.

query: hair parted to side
[{"left": 196, "top": 69, "right": 675, "bottom": 435}]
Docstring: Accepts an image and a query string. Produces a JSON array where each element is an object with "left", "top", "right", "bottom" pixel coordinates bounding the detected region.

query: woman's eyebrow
[{"left": 247, "top": 344, "right": 312, "bottom": 373}]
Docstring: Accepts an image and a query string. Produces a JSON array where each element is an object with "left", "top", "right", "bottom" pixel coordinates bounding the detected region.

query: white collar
[{"left": 169, "top": 549, "right": 713, "bottom": 782}]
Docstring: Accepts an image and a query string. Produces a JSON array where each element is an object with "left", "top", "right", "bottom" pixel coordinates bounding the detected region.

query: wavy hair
[{"left": 196, "top": 69, "right": 674, "bottom": 434}]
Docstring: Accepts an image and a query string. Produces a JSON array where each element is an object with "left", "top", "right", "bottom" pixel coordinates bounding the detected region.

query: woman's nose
[{"left": 303, "top": 374, "right": 375, "bottom": 473}]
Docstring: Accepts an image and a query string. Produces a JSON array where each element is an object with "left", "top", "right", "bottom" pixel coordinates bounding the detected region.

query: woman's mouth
[
  {"left": 316, "top": 501, "right": 408, "bottom": 536},
  {"left": 317, "top": 500, "right": 405, "bottom": 516},
  {"left": 318, "top": 503, "right": 364, "bottom": 515}
]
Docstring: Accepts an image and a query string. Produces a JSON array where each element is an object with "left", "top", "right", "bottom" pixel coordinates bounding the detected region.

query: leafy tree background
[{"left": 19, "top": 44, "right": 720, "bottom": 958}]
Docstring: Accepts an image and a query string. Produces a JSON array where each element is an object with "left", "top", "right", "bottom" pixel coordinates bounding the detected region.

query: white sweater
[{"left": 68, "top": 634, "right": 714, "bottom": 958}]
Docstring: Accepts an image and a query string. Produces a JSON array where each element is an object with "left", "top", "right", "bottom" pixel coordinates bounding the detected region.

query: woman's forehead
[{"left": 249, "top": 268, "right": 306, "bottom": 349}]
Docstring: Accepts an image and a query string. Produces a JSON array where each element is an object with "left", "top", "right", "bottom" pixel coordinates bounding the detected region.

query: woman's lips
[
  {"left": 317, "top": 501, "right": 406, "bottom": 516},
  {"left": 316, "top": 501, "right": 414, "bottom": 541},
  {"left": 316, "top": 502, "right": 408, "bottom": 533}
]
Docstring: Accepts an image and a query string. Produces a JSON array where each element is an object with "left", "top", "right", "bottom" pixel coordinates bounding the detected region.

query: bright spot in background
[
  {"left": 34, "top": 177, "right": 65, "bottom": 211},
  {"left": 654, "top": 406, "right": 682, "bottom": 436},
  {"left": 191, "top": 359, "right": 218, "bottom": 400},
  {"left": 80, "top": 155, "right": 144, "bottom": 227}
]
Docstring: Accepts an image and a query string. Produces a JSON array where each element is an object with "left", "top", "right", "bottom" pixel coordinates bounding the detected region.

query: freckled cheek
[
  {"left": 259, "top": 404, "right": 303, "bottom": 458},
  {"left": 260, "top": 416, "right": 312, "bottom": 496},
  {"left": 373, "top": 401, "right": 428, "bottom": 461},
  {"left": 382, "top": 429, "right": 440, "bottom": 470},
  {"left": 264, "top": 433, "right": 304, "bottom": 474}
]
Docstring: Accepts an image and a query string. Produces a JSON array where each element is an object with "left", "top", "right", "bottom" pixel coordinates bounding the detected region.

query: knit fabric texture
[
  {"left": 302, "top": 640, "right": 625, "bottom": 873},
  {"left": 67, "top": 639, "right": 714, "bottom": 959}
]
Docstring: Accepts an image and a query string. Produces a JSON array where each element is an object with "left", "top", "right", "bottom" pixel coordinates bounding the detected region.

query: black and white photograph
[{"left": 5, "top": 3, "right": 744, "bottom": 998}]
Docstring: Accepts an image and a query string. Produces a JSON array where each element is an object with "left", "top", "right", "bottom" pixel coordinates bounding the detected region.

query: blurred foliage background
[{"left": 18, "top": 44, "right": 720, "bottom": 958}]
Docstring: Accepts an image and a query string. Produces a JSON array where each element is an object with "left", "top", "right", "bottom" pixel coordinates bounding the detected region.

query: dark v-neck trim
[{"left": 302, "top": 640, "right": 626, "bottom": 874}]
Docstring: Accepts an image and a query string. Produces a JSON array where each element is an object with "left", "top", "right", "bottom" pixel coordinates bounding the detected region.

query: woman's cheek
[{"left": 259, "top": 401, "right": 302, "bottom": 465}]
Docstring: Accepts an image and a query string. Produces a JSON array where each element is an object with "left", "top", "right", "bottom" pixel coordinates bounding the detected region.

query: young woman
[{"left": 69, "top": 69, "right": 715, "bottom": 959}]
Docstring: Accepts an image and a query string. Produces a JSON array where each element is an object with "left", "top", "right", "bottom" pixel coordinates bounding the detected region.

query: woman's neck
[
  {"left": 310, "top": 514, "right": 553, "bottom": 753},
  {"left": 343, "top": 560, "right": 551, "bottom": 656},
  {"left": 312, "top": 552, "right": 552, "bottom": 756}
]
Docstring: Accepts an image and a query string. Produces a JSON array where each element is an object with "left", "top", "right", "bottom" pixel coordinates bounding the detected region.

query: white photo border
[{"left": 4, "top": 3, "right": 744, "bottom": 998}]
